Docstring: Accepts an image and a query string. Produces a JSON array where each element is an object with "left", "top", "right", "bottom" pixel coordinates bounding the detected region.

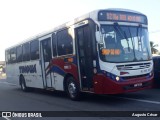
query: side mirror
[{"left": 95, "top": 32, "right": 103, "bottom": 43}]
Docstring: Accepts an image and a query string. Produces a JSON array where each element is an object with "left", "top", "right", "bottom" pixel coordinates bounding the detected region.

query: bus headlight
[
  {"left": 93, "top": 68, "right": 97, "bottom": 74},
  {"left": 116, "top": 76, "right": 120, "bottom": 81},
  {"left": 149, "top": 72, "right": 152, "bottom": 76},
  {"left": 149, "top": 71, "right": 153, "bottom": 76},
  {"left": 105, "top": 71, "right": 122, "bottom": 82}
]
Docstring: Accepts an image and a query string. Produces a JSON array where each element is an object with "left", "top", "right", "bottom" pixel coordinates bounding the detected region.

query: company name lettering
[{"left": 19, "top": 64, "right": 37, "bottom": 73}]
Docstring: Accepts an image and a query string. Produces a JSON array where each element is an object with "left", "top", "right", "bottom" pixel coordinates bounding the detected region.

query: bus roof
[{"left": 5, "top": 8, "right": 147, "bottom": 50}]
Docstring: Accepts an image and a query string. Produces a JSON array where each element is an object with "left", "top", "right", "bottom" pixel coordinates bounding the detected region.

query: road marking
[
  {"left": 3, "top": 117, "right": 11, "bottom": 120},
  {"left": 0, "top": 81, "right": 17, "bottom": 86},
  {"left": 111, "top": 96, "right": 160, "bottom": 105}
]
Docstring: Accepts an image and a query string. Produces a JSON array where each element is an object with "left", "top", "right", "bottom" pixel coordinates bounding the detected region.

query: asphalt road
[{"left": 0, "top": 78, "right": 160, "bottom": 120}]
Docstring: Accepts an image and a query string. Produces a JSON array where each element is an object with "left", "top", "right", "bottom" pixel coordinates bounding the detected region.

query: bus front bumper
[{"left": 93, "top": 74, "right": 153, "bottom": 94}]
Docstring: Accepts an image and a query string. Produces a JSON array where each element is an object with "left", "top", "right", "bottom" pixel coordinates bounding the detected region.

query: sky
[{"left": 0, "top": 0, "right": 160, "bottom": 61}]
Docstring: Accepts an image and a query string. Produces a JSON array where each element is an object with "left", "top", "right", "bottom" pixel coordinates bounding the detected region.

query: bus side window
[
  {"left": 52, "top": 33, "right": 57, "bottom": 57},
  {"left": 30, "top": 40, "right": 39, "bottom": 60},
  {"left": 57, "top": 29, "right": 73, "bottom": 56},
  {"left": 10, "top": 48, "right": 17, "bottom": 63},
  {"left": 42, "top": 38, "right": 52, "bottom": 62},
  {"left": 16, "top": 45, "right": 23, "bottom": 62},
  {"left": 23, "top": 42, "right": 30, "bottom": 61},
  {"left": 6, "top": 50, "right": 11, "bottom": 64}
]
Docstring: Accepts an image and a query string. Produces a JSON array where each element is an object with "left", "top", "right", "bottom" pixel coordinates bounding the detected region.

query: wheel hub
[{"left": 68, "top": 82, "right": 76, "bottom": 97}]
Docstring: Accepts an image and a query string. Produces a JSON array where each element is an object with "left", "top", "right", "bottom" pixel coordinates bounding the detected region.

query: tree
[{"left": 150, "top": 41, "right": 158, "bottom": 54}]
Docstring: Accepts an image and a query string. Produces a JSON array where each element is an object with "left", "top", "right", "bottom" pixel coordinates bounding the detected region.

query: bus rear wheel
[
  {"left": 20, "top": 76, "right": 28, "bottom": 92},
  {"left": 66, "top": 77, "right": 80, "bottom": 101}
]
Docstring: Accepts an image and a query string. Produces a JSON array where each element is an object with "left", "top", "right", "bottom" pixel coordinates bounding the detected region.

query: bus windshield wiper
[
  {"left": 137, "top": 24, "right": 150, "bottom": 59},
  {"left": 114, "top": 23, "right": 138, "bottom": 61},
  {"left": 128, "top": 27, "right": 137, "bottom": 61},
  {"left": 137, "top": 24, "right": 143, "bottom": 51},
  {"left": 113, "top": 23, "right": 130, "bottom": 51}
]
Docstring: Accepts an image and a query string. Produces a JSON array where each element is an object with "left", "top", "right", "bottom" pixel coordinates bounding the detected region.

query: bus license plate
[{"left": 134, "top": 83, "right": 142, "bottom": 87}]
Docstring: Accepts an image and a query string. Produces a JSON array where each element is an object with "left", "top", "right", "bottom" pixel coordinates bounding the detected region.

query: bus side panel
[
  {"left": 93, "top": 74, "right": 105, "bottom": 94},
  {"left": 21, "top": 61, "right": 44, "bottom": 89},
  {"left": 51, "top": 72, "right": 64, "bottom": 91},
  {"left": 6, "top": 60, "right": 44, "bottom": 89},
  {"left": 46, "top": 55, "right": 79, "bottom": 90},
  {"left": 6, "top": 64, "right": 19, "bottom": 85}
]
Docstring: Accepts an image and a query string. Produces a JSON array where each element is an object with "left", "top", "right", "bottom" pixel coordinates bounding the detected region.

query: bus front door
[
  {"left": 76, "top": 25, "right": 93, "bottom": 91},
  {"left": 40, "top": 38, "right": 53, "bottom": 88}
]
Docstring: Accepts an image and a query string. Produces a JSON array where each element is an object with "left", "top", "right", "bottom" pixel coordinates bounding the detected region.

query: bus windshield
[{"left": 99, "top": 25, "right": 152, "bottom": 63}]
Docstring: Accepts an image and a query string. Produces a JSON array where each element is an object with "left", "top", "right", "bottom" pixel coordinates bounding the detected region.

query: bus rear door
[{"left": 40, "top": 36, "right": 53, "bottom": 88}]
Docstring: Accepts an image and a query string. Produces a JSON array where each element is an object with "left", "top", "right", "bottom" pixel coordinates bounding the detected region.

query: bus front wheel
[{"left": 66, "top": 77, "right": 80, "bottom": 101}]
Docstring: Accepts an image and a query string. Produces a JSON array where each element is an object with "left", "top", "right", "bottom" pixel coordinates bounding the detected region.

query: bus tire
[
  {"left": 20, "top": 76, "right": 28, "bottom": 92},
  {"left": 66, "top": 77, "right": 80, "bottom": 101}
]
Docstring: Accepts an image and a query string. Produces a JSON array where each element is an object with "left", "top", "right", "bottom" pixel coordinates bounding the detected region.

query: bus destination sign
[{"left": 98, "top": 11, "right": 147, "bottom": 24}]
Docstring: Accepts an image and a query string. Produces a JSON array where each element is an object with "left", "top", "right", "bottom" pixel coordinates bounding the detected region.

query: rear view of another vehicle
[{"left": 153, "top": 56, "right": 160, "bottom": 87}]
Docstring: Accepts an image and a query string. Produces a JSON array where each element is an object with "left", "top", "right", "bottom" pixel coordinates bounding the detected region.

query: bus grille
[
  {"left": 121, "top": 73, "right": 149, "bottom": 80},
  {"left": 116, "top": 62, "right": 151, "bottom": 70}
]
